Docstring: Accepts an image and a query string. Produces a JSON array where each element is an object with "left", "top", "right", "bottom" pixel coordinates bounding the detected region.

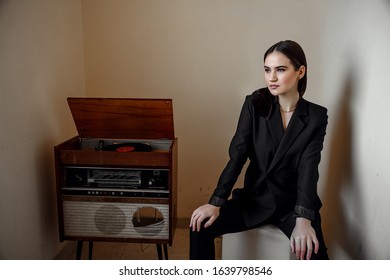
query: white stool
[{"left": 222, "top": 225, "right": 295, "bottom": 259}]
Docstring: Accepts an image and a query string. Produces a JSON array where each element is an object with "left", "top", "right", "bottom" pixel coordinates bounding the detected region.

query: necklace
[{"left": 279, "top": 106, "right": 296, "bottom": 113}]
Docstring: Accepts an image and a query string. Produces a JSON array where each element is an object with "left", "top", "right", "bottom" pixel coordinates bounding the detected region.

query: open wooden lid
[{"left": 67, "top": 97, "right": 174, "bottom": 140}]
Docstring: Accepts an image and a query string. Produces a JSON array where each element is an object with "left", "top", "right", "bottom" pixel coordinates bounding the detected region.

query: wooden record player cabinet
[{"left": 54, "top": 98, "right": 177, "bottom": 259}]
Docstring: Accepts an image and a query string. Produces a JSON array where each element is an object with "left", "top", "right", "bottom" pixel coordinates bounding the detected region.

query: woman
[{"left": 189, "top": 40, "right": 329, "bottom": 260}]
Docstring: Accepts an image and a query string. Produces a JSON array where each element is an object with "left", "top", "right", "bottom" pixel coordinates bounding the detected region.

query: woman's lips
[{"left": 269, "top": 85, "right": 279, "bottom": 89}]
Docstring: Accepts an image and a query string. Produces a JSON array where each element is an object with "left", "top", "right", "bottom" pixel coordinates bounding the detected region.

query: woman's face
[{"left": 264, "top": 51, "right": 305, "bottom": 97}]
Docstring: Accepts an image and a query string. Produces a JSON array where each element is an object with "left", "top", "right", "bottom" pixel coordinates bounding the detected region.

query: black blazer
[{"left": 209, "top": 88, "right": 328, "bottom": 227}]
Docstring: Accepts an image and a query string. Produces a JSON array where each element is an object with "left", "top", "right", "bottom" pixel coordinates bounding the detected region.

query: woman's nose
[{"left": 269, "top": 72, "right": 277, "bottom": 82}]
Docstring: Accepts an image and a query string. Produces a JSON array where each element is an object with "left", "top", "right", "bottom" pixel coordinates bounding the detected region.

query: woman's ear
[{"left": 298, "top": 65, "right": 306, "bottom": 79}]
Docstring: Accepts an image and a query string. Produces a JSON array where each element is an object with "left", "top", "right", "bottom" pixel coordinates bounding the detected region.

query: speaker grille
[
  {"left": 63, "top": 200, "right": 169, "bottom": 239},
  {"left": 94, "top": 205, "right": 127, "bottom": 235}
]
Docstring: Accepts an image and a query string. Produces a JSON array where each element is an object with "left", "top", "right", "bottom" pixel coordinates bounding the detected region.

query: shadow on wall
[{"left": 321, "top": 69, "right": 367, "bottom": 259}]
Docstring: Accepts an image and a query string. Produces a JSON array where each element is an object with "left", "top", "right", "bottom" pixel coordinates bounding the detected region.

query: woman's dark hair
[{"left": 264, "top": 40, "right": 307, "bottom": 96}]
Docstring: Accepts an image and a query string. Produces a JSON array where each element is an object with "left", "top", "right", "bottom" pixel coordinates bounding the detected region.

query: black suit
[{"left": 190, "top": 88, "right": 329, "bottom": 259}]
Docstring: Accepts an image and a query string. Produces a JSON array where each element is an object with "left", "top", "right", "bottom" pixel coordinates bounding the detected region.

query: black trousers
[{"left": 189, "top": 201, "right": 329, "bottom": 260}]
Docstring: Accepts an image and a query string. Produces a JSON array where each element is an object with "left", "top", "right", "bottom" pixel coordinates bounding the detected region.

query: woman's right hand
[{"left": 190, "top": 204, "right": 220, "bottom": 232}]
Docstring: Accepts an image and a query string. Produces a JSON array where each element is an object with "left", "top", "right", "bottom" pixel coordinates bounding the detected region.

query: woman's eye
[{"left": 277, "top": 69, "right": 285, "bottom": 72}]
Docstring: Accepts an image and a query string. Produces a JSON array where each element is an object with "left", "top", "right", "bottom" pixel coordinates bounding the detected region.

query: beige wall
[
  {"left": 320, "top": 0, "right": 390, "bottom": 259},
  {"left": 0, "top": 0, "right": 85, "bottom": 259},
  {"left": 1, "top": 0, "right": 390, "bottom": 260}
]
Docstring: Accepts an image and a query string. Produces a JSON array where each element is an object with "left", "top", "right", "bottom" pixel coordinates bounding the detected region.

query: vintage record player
[{"left": 54, "top": 98, "right": 178, "bottom": 259}]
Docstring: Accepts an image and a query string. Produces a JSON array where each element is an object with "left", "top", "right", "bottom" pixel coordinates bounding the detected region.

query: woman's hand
[
  {"left": 290, "top": 217, "right": 319, "bottom": 260},
  {"left": 190, "top": 204, "right": 220, "bottom": 232}
]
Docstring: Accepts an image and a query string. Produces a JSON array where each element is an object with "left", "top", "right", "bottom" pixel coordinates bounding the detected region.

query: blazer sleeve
[
  {"left": 295, "top": 107, "right": 328, "bottom": 220},
  {"left": 208, "top": 95, "right": 253, "bottom": 206}
]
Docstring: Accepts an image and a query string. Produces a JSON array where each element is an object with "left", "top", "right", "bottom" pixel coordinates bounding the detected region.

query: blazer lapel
[{"left": 267, "top": 98, "right": 307, "bottom": 173}]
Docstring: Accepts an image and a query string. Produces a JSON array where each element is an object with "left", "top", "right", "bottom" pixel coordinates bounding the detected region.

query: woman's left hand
[{"left": 290, "top": 217, "right": 319, "bottom": 260}]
